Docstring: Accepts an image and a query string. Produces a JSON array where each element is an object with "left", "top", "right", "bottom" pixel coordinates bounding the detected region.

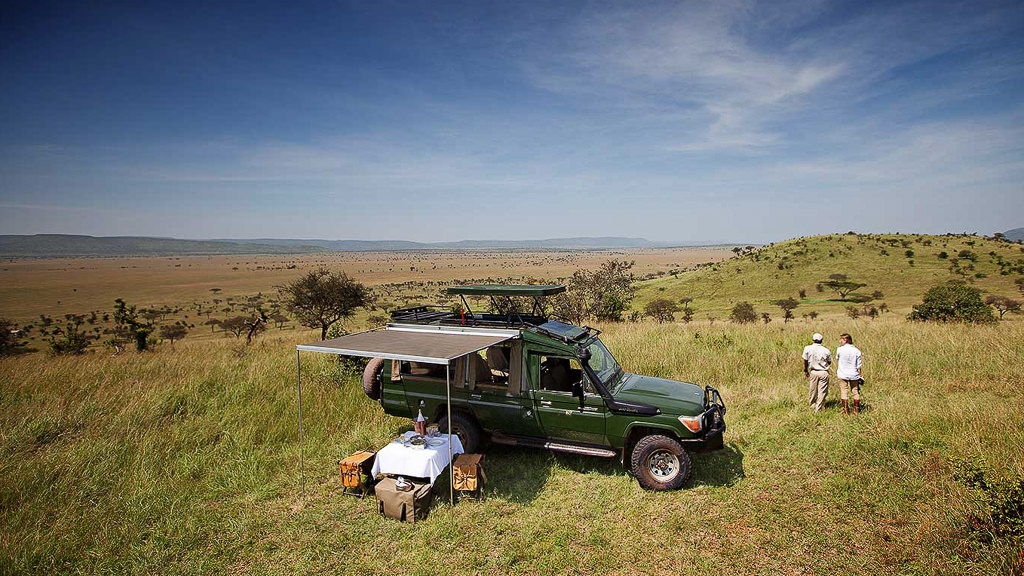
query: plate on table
[{"left": 425, "top": 438, "right": 445, "bottom": 448}]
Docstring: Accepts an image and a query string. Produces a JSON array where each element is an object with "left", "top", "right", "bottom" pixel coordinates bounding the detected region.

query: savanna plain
[{"left": 2, "top": 236, "right": 1023, "bottom": 575}]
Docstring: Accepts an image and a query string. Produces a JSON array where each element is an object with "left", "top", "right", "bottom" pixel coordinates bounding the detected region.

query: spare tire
[{"left": 362, "top": 357, "right": 385, "bottom": 400}]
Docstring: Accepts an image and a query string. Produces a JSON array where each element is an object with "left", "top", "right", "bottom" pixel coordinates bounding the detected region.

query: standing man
[
  {"left": 802, "top": 333, "right": 831, "bottom": 413},
  {"left": 835, "top": 333, "right": 863, "bottom": 415}
]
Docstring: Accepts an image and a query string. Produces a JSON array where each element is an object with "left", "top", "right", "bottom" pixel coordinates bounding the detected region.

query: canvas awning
[
  {"left": 293, "top": 324, "right": 519, "bottom": 506},
  {"left": 296, "top": 326, "right": 518, "bottom": 365}
]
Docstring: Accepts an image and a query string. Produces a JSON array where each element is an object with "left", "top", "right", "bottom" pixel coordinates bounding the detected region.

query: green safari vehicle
[{"left": 360, "top": 284, "right": 726, "bottom": 491}]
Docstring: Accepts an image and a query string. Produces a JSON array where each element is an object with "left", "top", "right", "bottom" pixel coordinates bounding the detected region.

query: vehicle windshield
[{"left": 585, "top": 339, "right": 623, "bottom": 389}]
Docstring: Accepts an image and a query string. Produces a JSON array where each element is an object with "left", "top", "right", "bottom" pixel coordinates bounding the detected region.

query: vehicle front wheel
[
  {"left": 437, "top": 412, "right": 482, "bottom": 454},
  {"left": 630, "top": 434, "right": 691, "bottom": 491}
]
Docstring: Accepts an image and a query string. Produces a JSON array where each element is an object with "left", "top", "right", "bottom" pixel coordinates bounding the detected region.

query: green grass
[
  {"left": 636, "top": 233, "right": 1024, "bottom": 320},
  {"left": 2, "top": 318, "right": 1022, "bottom": 575}
]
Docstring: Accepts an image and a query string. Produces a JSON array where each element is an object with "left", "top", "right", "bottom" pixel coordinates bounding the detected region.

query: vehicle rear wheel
[
  {"left": 630, "top": 434, "right": 691, "bottom": 491},
  {"left": 362, "top": 358, "right": 385, "bottom": 400},
  {"left": 438, "top": 412, "right": 482, "bottom": 454}
]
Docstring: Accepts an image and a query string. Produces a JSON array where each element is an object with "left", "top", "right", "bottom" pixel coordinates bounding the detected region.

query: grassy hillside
[
  {"left": 636, "top": 233, "right": 1024, "bottom": 320},
  {"left": 2, "top": 320, "right": 1022, "bottom": 575}
]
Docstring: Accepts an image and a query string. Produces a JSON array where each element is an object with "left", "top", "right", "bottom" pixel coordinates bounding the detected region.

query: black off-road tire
[
  {"left": 362, "top": 358, "right": 385, "bottom": 400},
  {"left": 630, "top": 434, "right": 691, "bottom": 491},
  {"left": 437, "top": 412, "right": 482, "bottom": 454}
]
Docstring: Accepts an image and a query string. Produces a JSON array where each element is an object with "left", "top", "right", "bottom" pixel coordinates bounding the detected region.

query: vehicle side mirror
[{"left": 572, "top": 380, "right": 585, "bottom": 409}]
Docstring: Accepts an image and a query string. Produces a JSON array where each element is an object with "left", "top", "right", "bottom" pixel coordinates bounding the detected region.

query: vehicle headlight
[{"left": 677, "top": 414, "right": 702, "bottom": 433}]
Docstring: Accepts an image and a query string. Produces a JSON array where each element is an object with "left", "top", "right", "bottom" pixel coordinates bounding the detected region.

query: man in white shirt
[
  {"left": 835, "top": 332, "right": 863, "bottom": 415},
  {"left": 802, "top": 333, "right": 831, "bottom": 413}
]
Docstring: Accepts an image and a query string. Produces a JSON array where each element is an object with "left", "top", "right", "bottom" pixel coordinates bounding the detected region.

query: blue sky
[{"left": 2, "top": 0, "right": 1023, "bottom": 243}]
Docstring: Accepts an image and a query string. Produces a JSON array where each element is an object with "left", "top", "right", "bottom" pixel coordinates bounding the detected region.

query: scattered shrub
[
  {"left": 909, "top": 281, "right": 995, "bottom": 323},
  {"left": 643, "top": 299, "right": 679, "bottom": 323},
  {"left": 551, "top": 260, "right": 636, "bottom": 324},
  {"left": 0, "top": 318, "right": 28, "bottom": 356},
  {"left": 950, "top": 457, "right": 1024, "bottom": 542},
  {"left": 48, "top": 317, "right": 91, "bottom": 355},
  {"left": 730, "top": 302, "right": 757, "bottom": 324}
]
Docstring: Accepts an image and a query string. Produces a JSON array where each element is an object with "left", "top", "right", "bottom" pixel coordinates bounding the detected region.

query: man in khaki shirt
[{"left": 802, "top": 333, "right": 831, "bottom": 412}]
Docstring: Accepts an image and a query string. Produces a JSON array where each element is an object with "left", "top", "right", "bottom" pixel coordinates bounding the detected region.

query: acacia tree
[
  {"left": 678, "top": 297, "right": 695, "bottom": 323},
  {"left": 279, "top": 268, "right": 368, "bottom": 340},
  {"left": 820, "top": 274, "right": 867, "bottom": 300},
  {"left": 158, "top": 322, "right": 189, "bottom": 344},
  {"left": 113, "top": 298, "right": 153, "bottom": 352},
  {"left": 244, "top": 309, "right": 268, "bottom": 344},
  {"left": 221, "top": 316, "right": 249, "bottom": 338},
  {"left": 772, "top": 298, "right": 798, "bottom": 322},
  {"left": 270, "top": 312, "right": 289, "bottom": 329},
  {"left": 984, "top": 296, "right": 1022, "bottom": 319}
]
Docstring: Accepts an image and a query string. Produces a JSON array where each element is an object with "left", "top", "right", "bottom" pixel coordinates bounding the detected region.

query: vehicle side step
[{"left": 491, "top": 434, "right": 617, "bottom": 458}]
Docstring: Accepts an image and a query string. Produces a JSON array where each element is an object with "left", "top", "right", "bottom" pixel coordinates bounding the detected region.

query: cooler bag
[{"left": 374, "top": 478, "right": 433, "bottom": 523}]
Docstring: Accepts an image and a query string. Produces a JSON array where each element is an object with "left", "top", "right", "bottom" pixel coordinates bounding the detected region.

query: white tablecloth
[{"left": 371, "top": 432, "right": 464, "bottom": 485}]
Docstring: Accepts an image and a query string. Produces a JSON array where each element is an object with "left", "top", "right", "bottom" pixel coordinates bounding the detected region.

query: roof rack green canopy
[{"left": 446, "top": 284, "right": 566, "bottom": 297}]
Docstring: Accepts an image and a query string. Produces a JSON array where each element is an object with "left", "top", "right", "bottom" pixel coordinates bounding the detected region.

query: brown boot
[
  {"left": 842, "top": 400, "right": 850, "bottom": 415},
  {"left": 853, "top": 399, "right": 860, "bottom": 414}
]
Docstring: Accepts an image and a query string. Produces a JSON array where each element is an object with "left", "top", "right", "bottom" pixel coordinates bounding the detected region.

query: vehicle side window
[
  {"left": 400, "top": 361, "right": 453, "bottom": 381},
  {"left": 535, "top": 355, "right": 593, "bottom": 394},
  {"left": 473, "top": 347, "right": 511, "bottom": 391}
]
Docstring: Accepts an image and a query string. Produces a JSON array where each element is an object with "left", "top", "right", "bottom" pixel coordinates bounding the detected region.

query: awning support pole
[
  {"left": 447, "top": 363, "right": 453, "bottom": 506},
  {"left": 296, "top": 349, "right": 305, "bottom": 499}
]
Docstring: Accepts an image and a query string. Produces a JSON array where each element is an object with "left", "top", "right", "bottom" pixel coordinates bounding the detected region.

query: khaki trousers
[
  {"left": 808, "top": 370, "right": 829, "bottom": 412},
  {"left": 839, "top": 378, "right": 861, "bottom": 401}
]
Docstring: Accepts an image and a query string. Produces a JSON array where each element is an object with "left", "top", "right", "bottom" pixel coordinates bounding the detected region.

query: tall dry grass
[{"left": 1, "top": 318, "right": 1022, "bottom": 575}]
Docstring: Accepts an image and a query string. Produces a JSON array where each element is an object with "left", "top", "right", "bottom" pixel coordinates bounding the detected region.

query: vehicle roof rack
[{"left": 529, "top": 320, "right": 599, "bottom": 344}]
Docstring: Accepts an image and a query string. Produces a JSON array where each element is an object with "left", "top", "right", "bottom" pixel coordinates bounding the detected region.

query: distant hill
[
  {"left": 0, "top": 234, "right": 677, "bottom": 257},
  {"left": 1004, "top": 227, "right": 1024, "bottom": 242},
  {"left": 636, "top": 233, "right": 1024, "bottom": 319},
  {"left": 216, "top": 236, "right": 663, "bottom": 251},
  {"left": 0, "top": 235, "right": 324, "bottom": 257}
]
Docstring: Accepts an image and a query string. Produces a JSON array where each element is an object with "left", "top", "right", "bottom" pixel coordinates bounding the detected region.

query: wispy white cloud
[{"left": 517, "top": 0, "right": 1023, "bottom": 157}]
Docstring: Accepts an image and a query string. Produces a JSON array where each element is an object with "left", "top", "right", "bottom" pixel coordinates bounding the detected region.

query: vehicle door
[
  {"left": 527, "top": 352, "right": 608, "bottom": 445},
  {"left": 466, "top": 342, "right": 543, "bottom": 437}
]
